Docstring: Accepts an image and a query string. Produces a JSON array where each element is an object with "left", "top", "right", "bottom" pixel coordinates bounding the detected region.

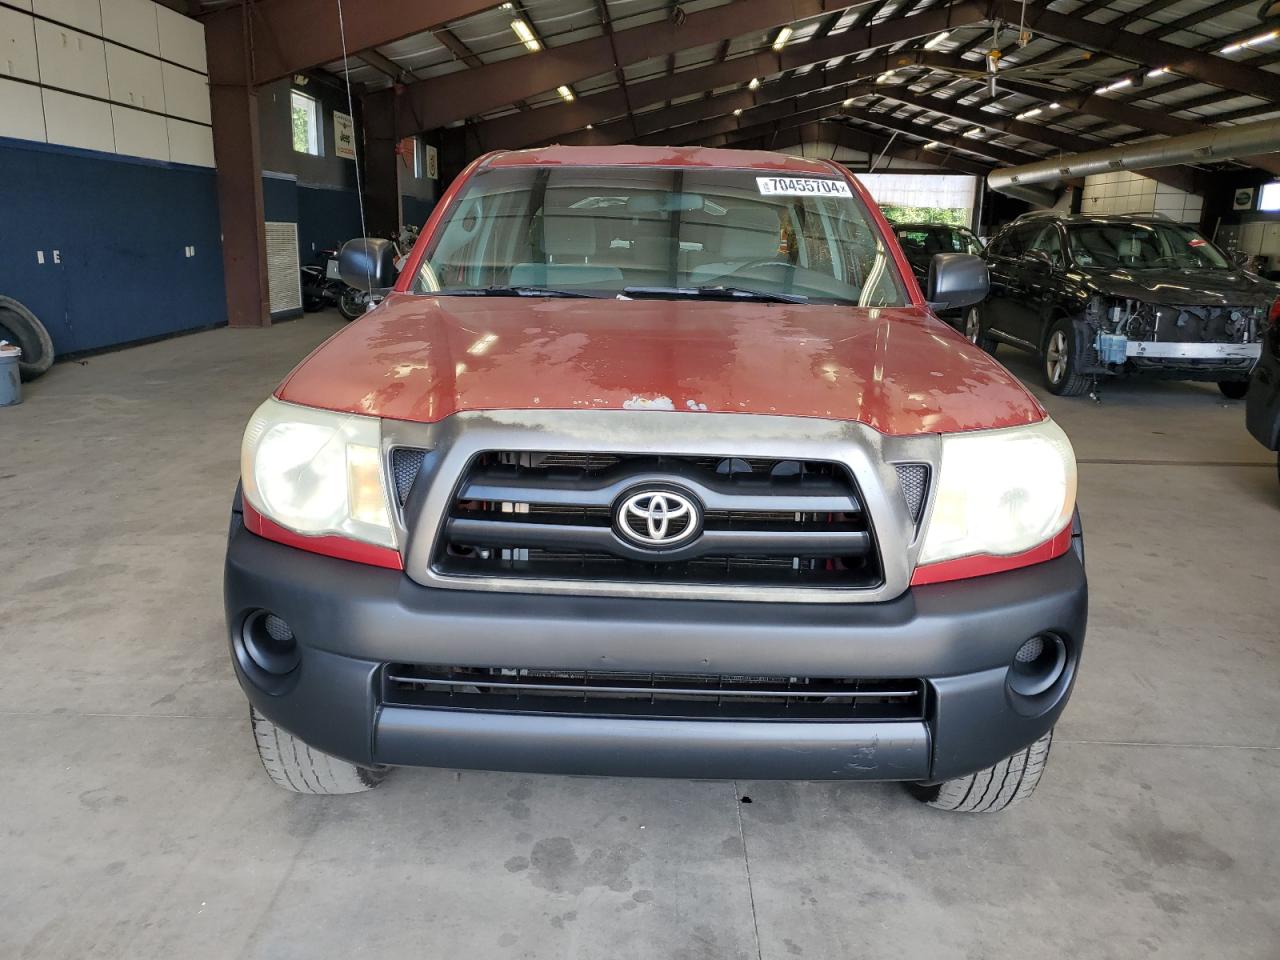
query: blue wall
[
  {"left": 0, "top": 137, "right": 226, "bottom": 356},
  {"left": 262, "top": 172, "right": 364, "bottom": 267}
]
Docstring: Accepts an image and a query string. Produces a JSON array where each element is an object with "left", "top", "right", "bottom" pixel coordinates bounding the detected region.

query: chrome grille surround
[{"left": 381, "top": 410, "right": 942, "bottom": 604}]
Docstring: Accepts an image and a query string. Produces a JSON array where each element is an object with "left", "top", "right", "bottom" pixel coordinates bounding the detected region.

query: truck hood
[
  {"left": 277, "top": 293, "right": 1045, "bottom": 436},
  {"left": 1087, "top": 268, "right": 1278, "bottom": 307}
]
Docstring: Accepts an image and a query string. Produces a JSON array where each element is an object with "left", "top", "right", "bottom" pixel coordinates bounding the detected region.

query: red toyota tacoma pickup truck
[{"left": 225, "top": 146, "right": 1085, "bottom": 813}]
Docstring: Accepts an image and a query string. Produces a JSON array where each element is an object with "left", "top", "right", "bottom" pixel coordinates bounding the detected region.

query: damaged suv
[
  {"left": 225, "top": 146, "right": 1086, "bottom": 813},
  {"left": 970, "top": 212, "right": 1276, "bottom": 397}
]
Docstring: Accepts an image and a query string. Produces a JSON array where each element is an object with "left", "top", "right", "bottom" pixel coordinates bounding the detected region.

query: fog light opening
[
  {"left": 242, "top": 611, "right": 301, "bottom": 676},
  {"left": 1008, "top": 633, "right": 1067, "bottom": 697}
]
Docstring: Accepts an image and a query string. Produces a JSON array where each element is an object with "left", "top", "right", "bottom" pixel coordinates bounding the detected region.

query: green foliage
[
  {"left": 879, "top": 205, "right": 968, "bottom": 227},
  {"left": 291, "top": 103, "right": 311, "bottom": 154}
]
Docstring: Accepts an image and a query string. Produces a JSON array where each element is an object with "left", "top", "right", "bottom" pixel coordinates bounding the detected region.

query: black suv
[
  {"left": 892, "top": 223, "right": 983, "bottom": 320},
  {"left": 968, "top": 213, "right": 1277, "bottom": 396},
  {"left": 1246, "top": 297, "right": 1280, "bottom": 483}
]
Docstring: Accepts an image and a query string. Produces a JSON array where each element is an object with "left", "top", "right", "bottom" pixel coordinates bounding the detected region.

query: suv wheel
[
  {"left": 1217, "top": 380, "right": 1249, "bottom": 400},
  {"left": 250, "top": 706, "right": 388, "bottom": 794},
  {"left": 964, "top": 306, "right": 997, "bottom": 354},
  {"left": 909, "top": 729, "right": 1053, "bottom": 813},
  {"left": 1044, "top": 319, "right": 1089, "bottom": 396}
]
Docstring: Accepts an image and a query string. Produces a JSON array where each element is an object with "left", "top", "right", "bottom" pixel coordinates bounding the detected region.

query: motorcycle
[{"left": 300, "top": 248, "right": 366, "bottom": 320}]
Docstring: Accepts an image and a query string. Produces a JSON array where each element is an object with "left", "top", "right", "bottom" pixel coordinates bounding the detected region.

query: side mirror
[
  {"left": 1230, "top": 249, "right": 1251, "bottom": 269},
  {"left": 338, "top": 237, "right": 397, "bottom": 292},
  {"left": 927, "top": 253, "right": 989, "bottom": 311}
]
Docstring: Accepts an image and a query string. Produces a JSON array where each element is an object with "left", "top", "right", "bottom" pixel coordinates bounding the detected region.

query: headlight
[
  {"left": 919, "top": 418, "right": 1076, "bottom": 565},
  {"left": 241, "top": 398, "right": 396, "bottom": 549}
]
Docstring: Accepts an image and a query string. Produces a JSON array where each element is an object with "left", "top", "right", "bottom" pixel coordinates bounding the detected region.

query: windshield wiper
[
  {"left": 622, "top": 285, "right": 808, "bottom": 304},
  {"left": 434, "top": 286, "right": 601, "bottom": 299}
]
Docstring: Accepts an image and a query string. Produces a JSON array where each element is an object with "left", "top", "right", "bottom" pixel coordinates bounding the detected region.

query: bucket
[{"left": 0, "top": 342, "right": 21, "bottom": 407}]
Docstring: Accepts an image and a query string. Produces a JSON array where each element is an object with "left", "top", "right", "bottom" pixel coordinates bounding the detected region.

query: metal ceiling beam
[
  {"left": 357, "top": 49, "right": 420, "bottom": 82},
  {"left": 204, "top": 0, "right": 504, "bottom": 86},
  {"left": 707, "top": 119, "right": 992, "bottom": 174},
  {"left": 375, "top": 0, "right": 990, "bottom": 136},
  {"left": 998, "top": 0, "right": 1280, "bottom": 102}
]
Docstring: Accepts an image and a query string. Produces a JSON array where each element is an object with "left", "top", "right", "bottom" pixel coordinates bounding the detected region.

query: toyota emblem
[{"left": 615, "top": 488, "right": 701, "bottom": 548}]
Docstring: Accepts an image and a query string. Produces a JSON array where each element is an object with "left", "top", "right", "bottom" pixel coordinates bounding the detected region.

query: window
[
  {"left": 291, "top": 90, "right": 321, "bottom": 156},
  {"left": 1066, "top": 222, "right": 1230, "bottom": 270},
  {"left": 412, "top": 138, "right": 423, "bottom": 179},
  {"left": 1259, "top": 181, "right": 1280, "bottom": 212},
  {"left": 1027, "top": 225, "right": 1063, "bottom": 266},
  {"left": 414, "top": 166, "right": 908, "bottom": 306}
]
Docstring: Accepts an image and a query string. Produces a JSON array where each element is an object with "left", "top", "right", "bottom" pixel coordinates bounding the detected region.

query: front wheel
[
  {"left": 1044, "top": 318, "right": 1089, "bottom": 396},
  {"left": 250, "top": 706, "right": 387, "bottom": 794},
  {"left": 1217, "top": 380, "right": 1249, "bottom": 400},
  {"left": 964, "top": 306, "right": 997, "bottom": 354},
  {"left": 338, "top": 288, "right": 366, "bottom": 322},
  {"left": 908, "top": 729, "right": 1053, "bottom": 813}
]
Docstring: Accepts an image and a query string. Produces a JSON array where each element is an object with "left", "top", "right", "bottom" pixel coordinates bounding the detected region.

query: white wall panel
[
  {"left": 156, "top": 3, "right": 205, "bottom": 72},
  {"left": 35, "top": 20, "right": 109, "bottom": 98},
  {"left": 4, "top": 0, "right": 33, "bottom": 10},
  {"left": 42, "top": 88, "right": 115, "bottom": 153},
  {"left": 33, "top": 0, "right": 101, "bottom": 34},
  {"left": 167, "top": 117, "right": 213, "bottom": 167},
  {"left": 101, "top": 0, "right": 160, "bottom": 57},
  {"left": 161, "top": 61, "right": 208, "bottom": 123},
  {"left": 112, "top": 103, "right": 168, "bottom": 161},
  {"left": 106, "top": 41, "right": 164, "bottom": 111},
  {"left": 0, "top": 6, "right": 39, "bottom": 82},
  {"left": 0, "top": 76, "right": 46, "bottom": 141}
]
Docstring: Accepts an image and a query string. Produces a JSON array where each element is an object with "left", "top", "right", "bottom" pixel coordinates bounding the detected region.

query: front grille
[
  {"left": 432, "top": 451, "right": 882, "bottom": 589},
  {"left": 383, "top": 664, "right": 926, "bottom": 721},
  {"left": 895, "top": 463, "right": 929, "bottom": 523},
  {"left": 391, "top": 448, "right": 427, "bottom": 505}
]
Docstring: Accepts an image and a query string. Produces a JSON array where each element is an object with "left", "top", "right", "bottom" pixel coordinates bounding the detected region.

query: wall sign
[
  {"left": 1232, "top": 187, "right": 1255, "bottom": 211},
  {"left": 333, "top": 111, "right": 357, "bottom": 160},
  {"left": 424, "top": 144, "right": 439, "bottom": 180}
]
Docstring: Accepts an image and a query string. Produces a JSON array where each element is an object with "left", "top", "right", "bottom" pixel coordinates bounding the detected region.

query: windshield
[
  {"left": 1065, "top": 222, "right": 1230, "bottom": 271},
  {"left": 894, "top": 226, "right": 983, "bottom": 256},
  {"left": 414, "top": 165, "right": 907, "bottom": 306}
]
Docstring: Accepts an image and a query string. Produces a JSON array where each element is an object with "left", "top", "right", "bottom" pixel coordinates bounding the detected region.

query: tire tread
[
  {"left": 916, "top": 729, "right": 1053, "bottom": 813},
  {"left": 250, "top": 706, "right": 385, "bottom": 794}
]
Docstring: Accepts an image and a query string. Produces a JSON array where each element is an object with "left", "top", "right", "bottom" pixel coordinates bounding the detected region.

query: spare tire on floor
[{"left": 0, "top": 296, "right": 54, "bottom": 381}]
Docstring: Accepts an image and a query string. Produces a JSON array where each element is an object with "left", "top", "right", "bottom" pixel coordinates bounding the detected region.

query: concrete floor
[{"left": 2, "top": 312, "right": 1277, "bottom": 960}]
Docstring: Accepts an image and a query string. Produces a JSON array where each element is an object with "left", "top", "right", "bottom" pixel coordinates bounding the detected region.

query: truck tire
[
  {"left": 964, "top": 306, "right": 998, "bottom": 354},
  {"left": 250, "top": 706, "right": 387, "bottom": 794},
  {"left": 0, "top": 296, "right": 54, "bottom": 381},
  {"left": 909, "top": 729, "right": 1053, "bottom": 813},
  {"left": 1217, "top": 380, "right": 1249, "bottom": 400},
  {"left": 1044, "top": 318, "right": 1089, "bottom": 396}
]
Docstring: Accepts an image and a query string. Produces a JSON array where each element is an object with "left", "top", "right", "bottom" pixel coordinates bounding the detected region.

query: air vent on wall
[{"left": 264, "top": 221, "right": 302, "bottom": 316}]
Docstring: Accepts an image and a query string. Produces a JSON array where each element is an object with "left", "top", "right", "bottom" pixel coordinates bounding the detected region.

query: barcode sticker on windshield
[{"left": 756, "top": 176, "right": 852, "bottom": 197}]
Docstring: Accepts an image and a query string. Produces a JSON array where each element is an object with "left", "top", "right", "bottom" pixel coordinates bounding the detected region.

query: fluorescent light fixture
[
  {"left": 1094, "top": 78, "right": 1133, "bottom": 94},
  {"left": 1146, "top": 66, "right": 1169, "bottom": 78},
  {"left": 964, "top": 127, "right": 983, "bottom": 138},
  {"left": 1015, "top": 107, "right": 1043, "bottom": 120},
  {"left": 556, "top": 85, "right": 575, "bottom": 102},
  {"left": 842, "top": 97, "right": 855, "bottom": 107},
  {"left": 585, "top": 123, "right": 593, "bottom": 130},
  {"left": 748, "top": 77, "right": 760, "bottom": 90},
  {"left": 876, "top": 71, "right": 896, "bottom": 83},
  {"left": 733, "top": 108, "right": 743, "bottom": 116},
  {"left": 1221, "top": 30, "right": 1278, "bottom": 53},
  {"left": 772, "top": 25, "right": 793, "bottom": 51},
  {"left": 510, "top": 18, "right": 541, "bottom": 52},
  {"left": 1049, "top": 102, "right": 1061, "bottom": 109},
  {"left": 923, "top": 31, "right": 951, "bottom": 50},
  {"left": 924, "top": 141, "right": 942, "bottom": 150}
]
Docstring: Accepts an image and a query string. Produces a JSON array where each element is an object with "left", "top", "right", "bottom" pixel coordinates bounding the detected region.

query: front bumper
[{"left": 225, "top": 512, "right": 1087, "bottom": 783}]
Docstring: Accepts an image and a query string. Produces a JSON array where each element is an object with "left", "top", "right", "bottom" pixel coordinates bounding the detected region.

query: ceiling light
[
  {"left": 1015, "top": 107, "right": 1042, "bottom": 120},
  {"left": 556, "top": 85, "right": 575, "bottom": 102},
  {"left": 1220, "top": 30, "right": 1278, "bottom": 54},
  {"left": 510, "top": 18, "right": 541, "bottom": 53},
  {"left": 772, "top": 25, "right": 793, "bottom": 51},
  {"left": 1094, "top": 78, "right": 1133, "bottom": 94},
  {"left": 923, "top": 31, "right": 951, "bottom": 50},
  {"left": 1049, "top": 102, "right": 1061, "bottom": 109},
  {"left": 876, "top": 71, "right": 896, "bottom": 83},
  {"left": 842, "top": 97, "right": 855, "bottom": 107},
  {"left": 585, "top": 123, "right": 593, "bottom": 130},
  {"left": 1146, "top": 66, "right": 1169, "bottom": 78},
  {"left": 748, "top": 77, "right": 760, "bottom": 90},
  {"left": 923, "top": 141, "right": 942, "bottom": 150},
  {"left": 733, "top": 108, "right": 743, "bottom": 116},
  {"left": 964, "top": 127, "right": 983, "bottom": 138}
]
